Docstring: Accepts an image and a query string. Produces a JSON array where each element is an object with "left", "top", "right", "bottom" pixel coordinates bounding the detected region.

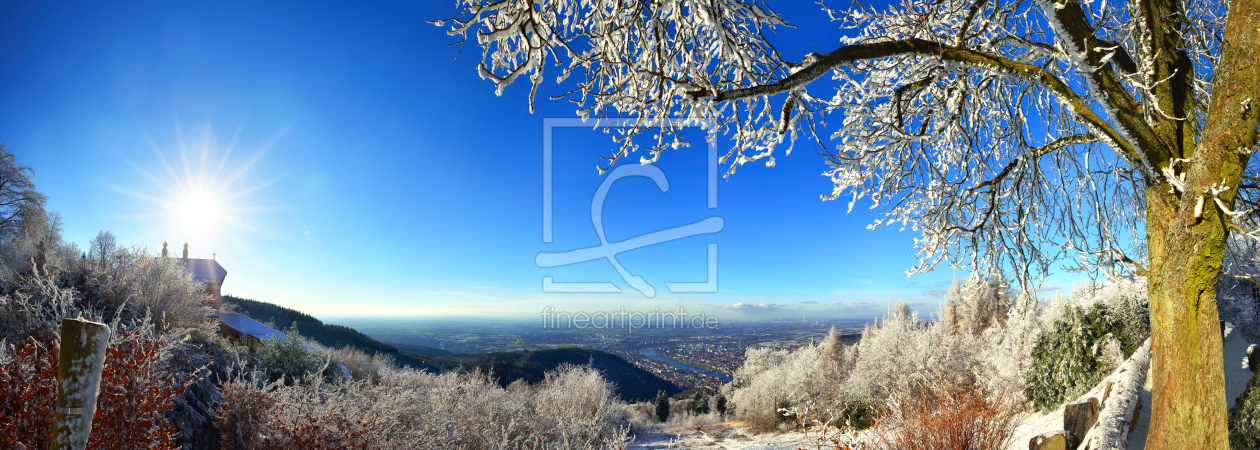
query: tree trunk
[
  {"left": 1145, "top": 186, "right": 1230, "bottom": 449},
  {"left": 1145, "top": 0, "right": 1260, "bottom": 445}
]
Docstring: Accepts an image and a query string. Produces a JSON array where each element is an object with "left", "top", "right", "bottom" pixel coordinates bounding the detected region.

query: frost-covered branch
[
  {"left": 442, "top": 0, "right": 1236, "bottom": 284},
  {"left": 698, "top": 38, "right": 1138, "bottom": 163}
]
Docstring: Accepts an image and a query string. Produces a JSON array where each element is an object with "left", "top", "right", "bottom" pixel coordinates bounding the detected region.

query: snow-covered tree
[
  {"left": 940, "top": 272, "right": 1012, "bottom": 335},
  {"left": 723, "top": 344, "right": 824, "bottom": 430},
  {"left": 442, "top": 0, "right": 1260, "bottom": 444},
  {"left": 846, "top": 301, "right": 979, "bottom": 403},
  {"left": 89, "top": 230, "right": 117, "bottom": 264},
  {"left": 939, "top": 278, "right": 963, "bottom": 335},
  {"left": 1219, "top": 233, "right": 1260, "bottom": 343},
  {"left": 0, "top": 143, "right": 47, "bottom": 245}
]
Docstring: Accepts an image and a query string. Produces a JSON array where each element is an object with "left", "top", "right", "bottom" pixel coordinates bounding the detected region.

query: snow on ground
[{"left": 626, "top": 422, "right": 877, "bottom": 450}]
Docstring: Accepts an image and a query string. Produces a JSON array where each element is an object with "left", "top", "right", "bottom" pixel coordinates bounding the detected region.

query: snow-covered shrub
[
  {"left": 0, "top": 269, "right": 103, "bottom": 344},
  {"left": 614, "top": 400, "right": 660, "bottom": 432},
  {"left": 117, "top": 246, "right": 214, "bottom": 329},
  {"left": 250, "top": 327, "right": 335, "bottom": 385},
  {"left": 59, "top": 245, "right": 213, "bottom": 330},
  {"left": 337, "top": 345, "right": 394, "bottom": 384},
  {"left": 216, "top": 378, "right": 285, "bottom": 449},
  {"left": 1067, "top": 278, "right": 1150, "bottom": 344},
  {"left": 1228, "top": 371, "right": 1260, "bottom": 450},
  {"left": 724, "top": 298, "right": 1016, "bottom": 433},
  {"left": 665, "top": 410, "right": 724, "bottom": 428},
  {"left": 531, "top": 364, "right": 626, "bottom": 447},
  {"left": 973, "top": 294, "right": 1058, "bottom": 403},
  {"left": 216, "top": 363, "right": 628, "bottom": 449},
  {"left": 1022, "top": 300, "right": 1146, "bottom": 410},
  {"left": 232, "top": 375, "right": 372, "bottom": 450},
  {"left": 872, "top": 380, "right": 1021, "bottom": 450},
  {"left": 0, "top": 303, "right": 195, "bottom": 449}
]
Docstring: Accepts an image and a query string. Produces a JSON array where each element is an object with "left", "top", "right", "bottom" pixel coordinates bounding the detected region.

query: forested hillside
[{"left": 223, "top": 295, "right": 460, "bottom": 373}]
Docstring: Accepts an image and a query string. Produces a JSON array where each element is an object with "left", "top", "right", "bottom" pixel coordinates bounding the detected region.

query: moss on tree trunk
[
  {"left": 1146, "top": 186, "right": 1231, "bottom": 449},
  {"left": 1144, "top": 0, "right": 1260, "bottom": 445}
]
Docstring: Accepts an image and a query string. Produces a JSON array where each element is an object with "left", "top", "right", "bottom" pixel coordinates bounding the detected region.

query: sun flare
[
  {"left": 112, "top": 122, "right": 282, "bottom": 261},
  {"left": 170, "top": 191, "right": 223, "bottom": 235}
]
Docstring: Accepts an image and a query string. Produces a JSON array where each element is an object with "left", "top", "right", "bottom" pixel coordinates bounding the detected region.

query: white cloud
[{"left": 724, "top": 302, "right": 785, "bottom": 311}]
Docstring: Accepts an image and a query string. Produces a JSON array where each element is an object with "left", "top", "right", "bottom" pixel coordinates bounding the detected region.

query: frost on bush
[
  {"left": 939, "top": 272, "right": 1014, "bottom": 336},
  {"left": 250, "top": 326, "right": 335, "bottom": 385},
  {"left": 0, "top": 337, "right": 58, "bottom": 449},
  {"left": 215, "top": 375, "right": 370, "bottom": 450},
  {"left": 723, "top": 343, "right": 824, "bottom": 430},
  {"left": 88, "top": 319, "right": 194, "bottom": 450},
  {"left": 717, "top": 279, "right": 1146, "bottom": 437},
  {"left": 337, "top": 345, "right": 394, "bottom": 384},
  {"left": 846, "top": 302, "right": 980, "bottom": 404},
  {"left": 215, "top": 363, "right": 627, "bottom": 450},
  {"left": 973, "top": 295, "right": 1054, "bottom": 403},
  {"left": 0, "top": 295, "right": 196, "bottom": 449},
  {"left": 49, "top": 244, "right": 214, "bottom": 331},
  {"left": 1228, "top": 371, "right": 1260, "bottom": 450},
  {"left": 725, "top": 298, "right": 1016, "bottom": 432},
  {"left": 1022, "top": 287, "right": 1148, "bottom": 410}
]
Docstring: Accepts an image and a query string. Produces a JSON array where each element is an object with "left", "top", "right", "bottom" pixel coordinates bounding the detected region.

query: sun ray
[{"left": 117, "top": 120, "right": 283, "bottom": 266}]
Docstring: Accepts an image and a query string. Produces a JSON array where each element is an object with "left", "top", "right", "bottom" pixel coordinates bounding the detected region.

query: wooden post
[{"left": 50, "top": 318, "right": 111, "bottom": 450}]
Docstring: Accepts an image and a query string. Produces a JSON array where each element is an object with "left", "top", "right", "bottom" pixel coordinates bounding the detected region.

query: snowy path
[{"left": 625, "top": 422, "right": 873, "bottom": 450}]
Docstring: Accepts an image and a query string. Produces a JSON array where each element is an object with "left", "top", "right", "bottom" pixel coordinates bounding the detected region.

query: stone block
[
  {"left": 1064, "top": 397, "right": 1101, "bottom": 444},
  {"left": 1029, "top": 430, "right": 1072, "bottom": 450}
]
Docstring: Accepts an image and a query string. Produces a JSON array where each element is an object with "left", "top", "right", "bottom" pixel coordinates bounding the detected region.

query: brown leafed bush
[
  {"left": 0, "top": 338, "right": 58, "bottom": 449},
  {"left": 88, "top": 323, "right": 193, "bottom": 450},
  {"left": 1, "top": 320, "right": 192, "bottom": 450},
  {"left": 872, "top": 381, "right": 1020, "bottom": 450}
]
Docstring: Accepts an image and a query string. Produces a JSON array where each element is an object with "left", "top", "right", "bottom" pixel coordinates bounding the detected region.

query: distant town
[{"left": 339, "top": 317, "right": 871, "bottom": 390}]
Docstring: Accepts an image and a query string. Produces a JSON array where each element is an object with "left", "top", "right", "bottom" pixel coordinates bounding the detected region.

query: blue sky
[{"left": 0, "top": 1, "right": 1073, "bottom": 321}]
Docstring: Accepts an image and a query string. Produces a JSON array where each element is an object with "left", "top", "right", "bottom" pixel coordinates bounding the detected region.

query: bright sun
[
  {"left": 171, "top": 191, "right": 222, "bottom": 234},
  {"left": 115, "top": 122, "right": 280, "bottom": 260}
]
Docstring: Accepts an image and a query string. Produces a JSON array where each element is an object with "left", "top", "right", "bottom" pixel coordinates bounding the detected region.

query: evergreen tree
[{"left": 654, "top": 390, "right": 670, "bottom": 423}]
